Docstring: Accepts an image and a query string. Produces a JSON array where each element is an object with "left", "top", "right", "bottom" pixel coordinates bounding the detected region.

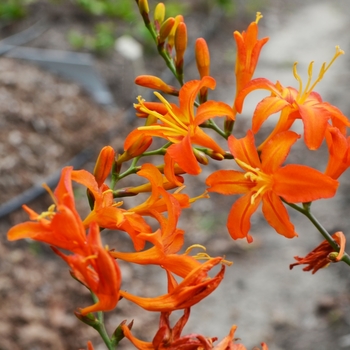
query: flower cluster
[{"left": 7, "top": 1, "right": 350, "bottom": 349}]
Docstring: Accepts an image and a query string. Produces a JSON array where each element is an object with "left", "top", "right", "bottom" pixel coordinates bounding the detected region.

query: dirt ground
[{"left": 1, "top": 1, "right": 350, "bottom": 349}]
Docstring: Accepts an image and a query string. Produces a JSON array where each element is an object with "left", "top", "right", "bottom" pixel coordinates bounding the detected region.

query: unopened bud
[
  {"left": 138, "top": 0, "right": 150, "bottom": 25},
  {"left": 167, "top": 15, "right": 184, "bottom": 51},
  {"left": 154, "top": 3, "right": 165, "bottom": 31},
  {"left": 159, "top": 17, "right": 175, "bottom": 45},
  {"left": 135, "top": 75, "right": 178, "bottom": 95},
  {"left": 74, "top": 310, "right": 99, "bottom": 327},
  {"left": 207, "top": 151, "right": 225, "bottom": 161},
  {"left": 111, "top": 320, "right": 133, "bottom": 345},
  {"left": 121, "top": 130, "right": 152, "bottom": 163},
  {"left": 195, "top": 38, "right": 210, "bottom": 78},
  {"left": 175, "top": 22, "right": 187, "bottom": 72},
  {"left": 193, "top": 148, "right": 209, "bottom": 165},
  {"left": 93, "top": 146, "right": 115, "bottom": 187}
]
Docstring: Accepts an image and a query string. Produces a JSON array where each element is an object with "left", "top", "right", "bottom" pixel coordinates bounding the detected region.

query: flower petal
[
  {"left": 206, "top": 170, "right": 253, "bottom": 195},
  {"left": 252, "top": 96, "right": 290, "bottom": 133},
  {"left": 273, "top": 164, "right": 338, "bottom": 203},
  {"left": 261, "top": 131, "right": 300, "bottom": 173},
  {"left": 227, "top": 193, "right": 260, "bottom": 242},
  {"left": 262, "top": 191, "right": 297, "bottom": 238},
  {"left": 228, "top": 131, "right": 261, "bottom": 169}
]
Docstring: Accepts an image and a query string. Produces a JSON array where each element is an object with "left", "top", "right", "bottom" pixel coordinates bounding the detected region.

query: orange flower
[
  {"left": 211, "top": 325, "right": 269, "bottom": 350},
  {"left": 93, "top": 146, "right": 115, "bottom": 187},
  {"left": 129, "top": 77, "right": 235, "bottom": 179},
  {"left": 53, "top": 222, "right": 121, "bottom": 315},
  {"left": 111, "top": 164, "right": 202, "bottom": 279},
  {"left": 71, "top": 168, "right": 153, "bottom": 251},
  {"left": 235, "top": 46, "right": 350, "bottom": 150},
  {"left": 290, "top": 231, "right": 346, "bottom": 274},
  {"left": 7, "top": 167, "right": 88, "bottom": 255},
  {"left": 233, "top": 12, "right": 269, "bottom": 105},
  {"left": 119, "top": 257, "right": 225, "bottom": 312},
  {"left": 206, "top": 130, "right": 339, "bottom": 242},
  {"left": 122, "top": 309, "right": 215, "bottom": 350}
]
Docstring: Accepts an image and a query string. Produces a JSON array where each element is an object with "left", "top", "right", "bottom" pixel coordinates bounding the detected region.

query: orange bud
[
  {"left": 134, "top": 101, "right": 168, "bottom": 118},
  {"left": 154, "top": 2, "right": 165, "bottom": 30},
  {"left": 195, "top": 38, "right": 210, "bottom": 78},
  {"left": 159, "top": 17, "right": 175, "bottom": 45},
  {"left": 122, "top": 129, "right": 152, "bottom": 162},
  {"left": 167, "top": 15, "right": 184, "bottom": 51},
  {"left": 175, "top": 22, "right": 187, "bottom": 67},
  {"left": 93, "top": 146, "right": 115, "bottom": 187},
  {"left": 135, "top": 75, "right": 179, "bottom": 95}
]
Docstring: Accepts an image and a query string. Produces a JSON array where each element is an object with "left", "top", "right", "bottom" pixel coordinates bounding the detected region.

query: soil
[{"left": 1, "top": 1, "right": 350, "bottom": 350}]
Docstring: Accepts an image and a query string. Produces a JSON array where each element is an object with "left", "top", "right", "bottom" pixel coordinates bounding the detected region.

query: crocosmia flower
[
  {"left": 235, "top": 46, "right": 350, "bottom": 150},
  {"left": 206, "top": 130, "right": 338, "bottom": 242},
  {"left": 127, "top": 76, "right": 235, "bottom": 179},
  {"left": 233, "top": 12, "right": 269, "bottom": 105},
  {"left": 7, "top": 167, "right": 88, "bottom": 255},
  {"left": 53, "top": 222, "right": 121, "bottom": 315},
  {"left": 290, "top": 231, "right": 346, "bottom": 274}
]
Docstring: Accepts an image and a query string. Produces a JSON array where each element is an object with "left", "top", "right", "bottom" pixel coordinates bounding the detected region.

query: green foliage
[
  {"left": 0, "top": 0, "right": 35, "bottom": 20},
  {"left": 74, "top": 0, "right": 136, "bottom": 21},
  {"left": 68, "top": 22, "right": 115, "bottom": 55}
]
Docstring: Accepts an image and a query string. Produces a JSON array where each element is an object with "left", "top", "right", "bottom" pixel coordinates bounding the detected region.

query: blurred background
[{"left": 1, "top": 0, "right": 350, "bottom": 349}]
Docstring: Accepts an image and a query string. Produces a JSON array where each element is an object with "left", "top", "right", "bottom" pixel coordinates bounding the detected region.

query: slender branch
[{"left": 285, "top": 200, "right": 350, "bottom": 267}]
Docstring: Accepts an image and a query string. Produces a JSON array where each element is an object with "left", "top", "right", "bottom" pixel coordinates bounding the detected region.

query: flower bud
[
  {"left": 193, "top": 148, "right": 209, "bottom": 165},
  {"left": 175, "top": 22, "right": 187, "bottom": 72},
  {"left": 138, "top": 0, "right": 150, "bottom": 25},
  {"left": 74, "top": 310, "right": 99, "bottom": 327},
  {"left": 121, "top": 129, "right": 152, "bottom": 163},
  {"left": 111, "top": 320, "right": 133, "bottom": 345},
  {"left": 167, "top": 15, "right": 184, "bottom": 51},
  {"left": 154, "top": 3, "right": 165, "bottom": 31},
  {"left": 93, "top": 146, "right": 115, "bottom": 187},
  {"left": 195, "top": 38, "right": 210, "bottom": 78},
  {"left": 159, "top": 17, "right": 175, "bottom": 45},
  {"left": 135, "top": 75, "right": 179, "bottom": 95}
]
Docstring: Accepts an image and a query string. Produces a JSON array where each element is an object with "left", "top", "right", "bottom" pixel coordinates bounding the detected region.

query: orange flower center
[{"left": 235, "top": 159, "right": 273, "bottom": 204}]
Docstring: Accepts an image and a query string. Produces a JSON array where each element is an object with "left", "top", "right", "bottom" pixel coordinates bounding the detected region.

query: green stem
[
  {"left": 202, "top": 119, "right": 228, "bottom": 139},
  {"left": 285, "top": 201, "right": 350, "bottom": 267},
  {"left": 91, "top": 293, "right": 115, "bottom": 350}
]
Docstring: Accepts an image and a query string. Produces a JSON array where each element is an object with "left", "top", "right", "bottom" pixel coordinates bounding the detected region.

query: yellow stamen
[
  {"left": 185, "top": 244, "right": 206, "bottom": 254},
  {"left": 83, "top": 254, "right": 98, "bottom": 263},
  {"left": 37, "top": 204, "right": 56, "bottom": 220},
  {"left": 255, "top": 12, "right": 263, "bottom": 24},
  {"left": 293, "top": 46, "right": 344, "bottom": 104},
  {"left": 42, "top": 183, "right": 58, "bottom": 206},
  {"left": 136, "top": 95, "right": 187, "bottom": 136},
  {"left": 185, "top": 244, "right": 233, "bottom": 266},
  {"left": 235, "top": 158, "right": 272, "bottom": 204},
  {"left": 189, "top": 190, "right": 210, "bottom": 203}
]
